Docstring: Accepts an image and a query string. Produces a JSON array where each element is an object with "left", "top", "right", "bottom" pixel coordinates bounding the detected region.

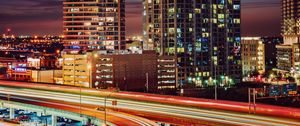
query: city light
[{"left": 0, "top": 0, "right": 299, "bottom": 126}]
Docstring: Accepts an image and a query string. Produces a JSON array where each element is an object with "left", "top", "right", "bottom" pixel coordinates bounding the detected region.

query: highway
[
  {"left": 1, "top": 80, "right": 299, "bottom": 120},
  {"left": 0, "top": 83, "right": 299, "bottom": 126},
  {"left": 0, "top": 95, "right": 157, "bottom": 126},
  {"left": 0, "top": 92, "right": 157, "bottom": 126}
]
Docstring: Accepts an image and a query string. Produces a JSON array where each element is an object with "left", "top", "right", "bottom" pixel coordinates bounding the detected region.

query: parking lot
[{"left": 0, "top": 108, "right": 82, "bottom": 126}]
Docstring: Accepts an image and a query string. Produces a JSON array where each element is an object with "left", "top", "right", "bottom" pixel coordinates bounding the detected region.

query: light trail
[
  {"left": 0, "top": 87, "right": 299, "bottom": 126},
  {"left": 0, "top": 93, "right": 157, "bottom": 126}
]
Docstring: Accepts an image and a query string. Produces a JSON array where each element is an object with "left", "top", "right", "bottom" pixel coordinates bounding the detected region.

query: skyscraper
[
  {"left": 282, "top": 0, "right": 300, "bottom": 44},
  {"left": 276, "top": 0, "right": 300, "bottom": 71},
  {"left": 143, "top": 0, "right": 242, "bottom": 87},
  {"left": 63, "top": 0, "right": 126, "bottom": 52}
]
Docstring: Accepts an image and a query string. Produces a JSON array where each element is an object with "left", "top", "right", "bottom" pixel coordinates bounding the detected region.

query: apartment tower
[
  {"left": 63, "top": 0, "right": 126, "bottom": 52},
  {"left": 276, "top": 0, "right": 300, "bottom": 71},
  {"left": 143, "top": 0, "right": 242, "bottom": 87},
  {"left": 62, "top": 0, "right": 125, "bottom": 87}
]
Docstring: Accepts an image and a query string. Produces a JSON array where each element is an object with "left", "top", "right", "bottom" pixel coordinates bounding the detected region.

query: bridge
[
  {"left": 0, "top": 80, "right": 299, "bottom": 126},
  {"left": 0, "top": 95, "right": 156, "bottom": 126},
  {"left": 0, "top": 99, "right": 103, "bottom": 126}
]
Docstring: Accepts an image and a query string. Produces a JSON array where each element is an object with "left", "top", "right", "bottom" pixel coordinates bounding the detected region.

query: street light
[{"left": 56, "top": 50, "right": 60, "bottom": 55}]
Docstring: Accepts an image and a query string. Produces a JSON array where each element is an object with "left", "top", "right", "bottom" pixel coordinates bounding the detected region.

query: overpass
[
  {"left": 0, "top": 99, "right": 103, "bottom": 126},
  {"left": 0, "top": 80, "right": 299, "bottom": 125},
  {"left": 0, "top": 94, "right": 156, "bottom": 126}
]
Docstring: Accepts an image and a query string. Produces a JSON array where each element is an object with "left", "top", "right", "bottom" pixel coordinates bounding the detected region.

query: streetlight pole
[
  {"left": 214, "top": 57, "right": 217, "bottom": 100},
  {"left": 80, "top": 81, "right": 82, "bottom": 117},
  {"left": 104, "top": 95, "right": 107, "bottom": 125},
  {"left": 104, "top": 92, "right": 113, "bottom": 126},
  {"left": 124, "top": 64, "right": 127, "bottom": 91},
  {"left": 53, "top": 68, "right": 55, "bottom": 84},
  {"left": 145, "top": 72, "right": 149, "bottom": 93},
  {"left": 214, "top": 75, "right": 217, "bottom": 100}
]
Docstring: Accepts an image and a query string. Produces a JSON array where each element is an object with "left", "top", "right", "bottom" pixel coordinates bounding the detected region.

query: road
[
  {"left": 0, "top": 92, "right": 157, "bottom": 126},
  {"left": 0, "top": 85, "right": 299, "bottom": 126}
]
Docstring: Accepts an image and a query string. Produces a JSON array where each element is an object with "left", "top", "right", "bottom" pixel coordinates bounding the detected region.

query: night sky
[{"left": 0, "top": 0, "right": 281, "bottom": 37}]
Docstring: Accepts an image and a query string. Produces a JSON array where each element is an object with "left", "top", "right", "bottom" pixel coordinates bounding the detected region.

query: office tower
[
  {"left": 282, "top": 0, "right": 300, "bottom": 44},
  {"left": 143, "top": 0, "right": 242, "bottom": 87},
  {"left": 241, "top": 37, "right": 265, "bottom": 76},
  {"left": 63, "top": 0, "right": 126, "bottom": 52}
]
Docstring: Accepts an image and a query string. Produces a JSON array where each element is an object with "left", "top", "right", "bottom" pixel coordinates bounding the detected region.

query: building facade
[
  {"left": 277, "top": 45, "right": 293, "bottom": 71},
  {"left": 262, "top": 37, "right": 283, "bottom": 72},
  {"left": 143, "top": 0, "right": 242, "bottom": 87},
  {"left": 275, "top": 0, "right": 300, "bottom": 72},
  {"left": 61, "top": 50, "right": 177, "bottom": 93},
  {"left": 63, "top": 0, "right": 126, "bottom": 52},
  {"left": 62, "top": 53, "right": 93, "bottom": 87},
  {"left": 241, "top": 37, "right": 265, "bottom": 76},
  {"left": 31, "top": 70, "right": 62, "bottom": 84},
  {"left": 91, "top": 50, "right": 158, "bottom": 92},
  {"left": 282, "top": 0, "right": 300, "bottom": 44},
  {"left": 157, "top": 55, "right": 177, "bottom": 91},
  {"left": 293, "top": 43, "right": 300, "bottom": 69}
]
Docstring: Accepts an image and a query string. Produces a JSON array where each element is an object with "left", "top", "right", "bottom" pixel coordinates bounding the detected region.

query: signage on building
[{"left": 15, "top": 68, "right": 27, "bottom": 72}]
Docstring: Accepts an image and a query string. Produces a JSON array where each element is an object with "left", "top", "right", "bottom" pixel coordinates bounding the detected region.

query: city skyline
[
  {"left": 0, "top": 1, "right": 300, "bottom": 125},
  {"left": 0, "top": 0, "right": 280, "bottom": 36}
]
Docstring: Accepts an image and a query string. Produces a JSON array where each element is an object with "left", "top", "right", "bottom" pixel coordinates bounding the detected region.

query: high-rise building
[
  {"left": 276, "top": 0, "right": 300, "bottom": 71},
  {"left": 63, "top": 0, "right": 126, "bottom": 52},
  {"left": 241, "top": 37, "right": 265, "bottom": 76},
  {"left": 282, "top": 0, "right": 300, "bottom": 44},
  {"left": 143, "top": 0, "right": 242, "bottom": 87}
]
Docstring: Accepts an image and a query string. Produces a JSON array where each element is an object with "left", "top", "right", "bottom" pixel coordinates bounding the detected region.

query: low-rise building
[
  {"left": 274, "top": 37, "right": 300, "bottom": 73},
  {"left": 62, "top": 53, "right": 93, "bottom": 88},
  {"left": 92, "top": 50, "right": 158, "bottom": 92},
  {"left": 276, "top": 45, "right": 294, "bottom": 72},
  {"left": 0, "top": 57, "right": 31, "bottom": 81},
  {"left": 241, "top": 37, "right": 265, "bottom": 76},
  {"left": 61, "top": 50, "right": 177, "bottom": 93},
  {"left": 31, "top": 70, "right": 62, "bottom": 84}
]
